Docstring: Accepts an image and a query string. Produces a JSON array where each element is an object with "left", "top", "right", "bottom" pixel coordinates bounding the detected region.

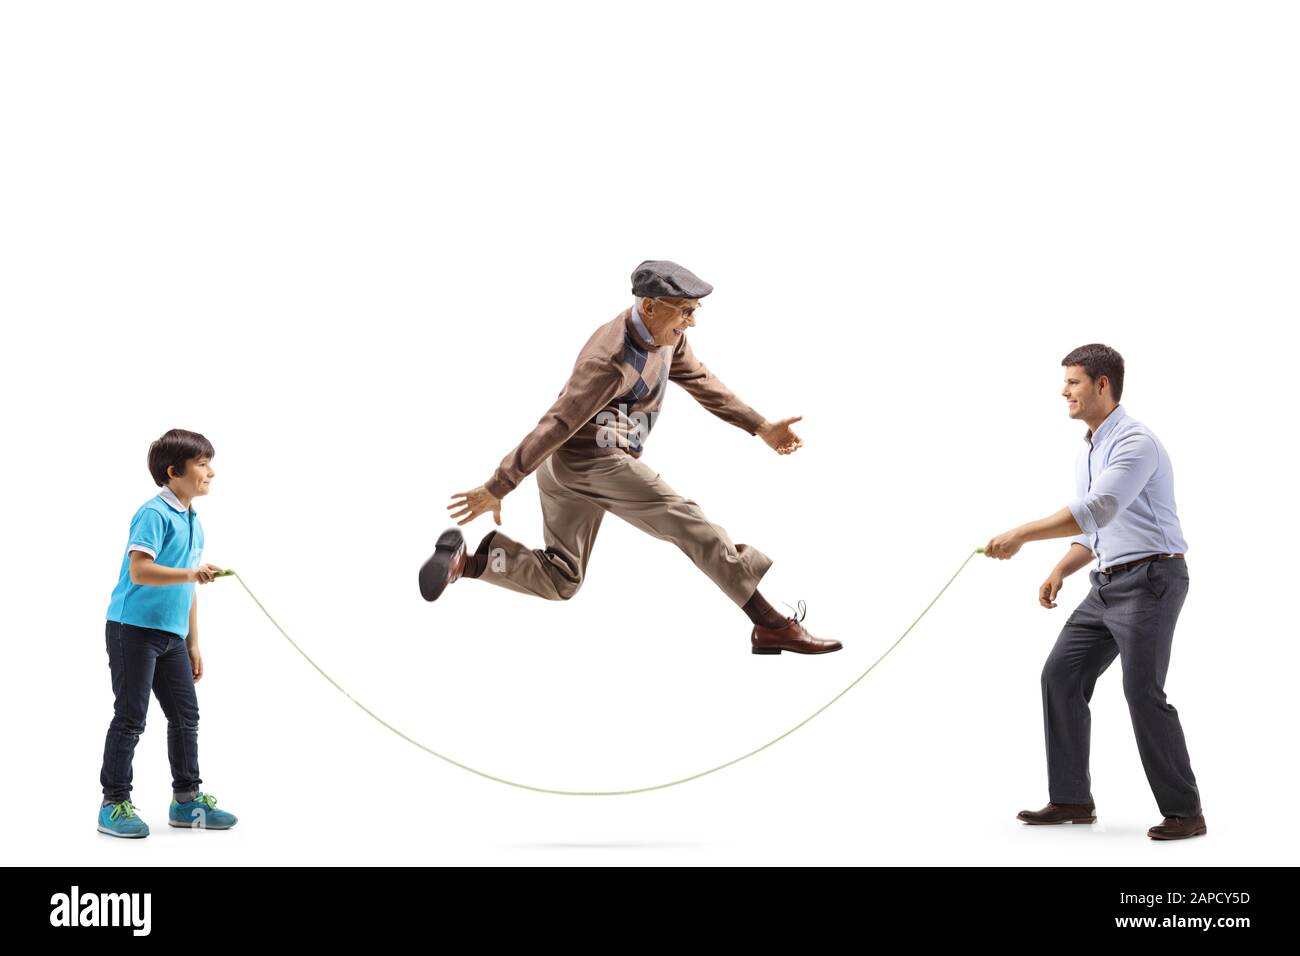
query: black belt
[{"left": 1100, "top": 553, "right": 1185, "bottom": 576}]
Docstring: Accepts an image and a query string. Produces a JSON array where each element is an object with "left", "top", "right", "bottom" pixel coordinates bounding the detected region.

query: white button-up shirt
[{"left": 1067, "top": 404, "right": 1189, "bottom": 569}]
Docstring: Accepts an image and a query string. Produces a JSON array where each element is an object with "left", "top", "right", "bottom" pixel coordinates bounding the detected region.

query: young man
[
  {"left": 420, "top": 259, "right": 839, "bottom": 655},
  {"left": 983, "top": 344, "right": 1204, "bottom": 840},
  {"left": 99, "top": 428, "right": 239, "bottom": 837}
]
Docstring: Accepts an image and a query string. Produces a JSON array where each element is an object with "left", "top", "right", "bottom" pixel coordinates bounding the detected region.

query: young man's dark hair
[
  {"left": 1061, "top": 343, "right": 1125, "bottom": 402},
  {"left": 147, "top": 429, "right": 215, "bottom": 487}
]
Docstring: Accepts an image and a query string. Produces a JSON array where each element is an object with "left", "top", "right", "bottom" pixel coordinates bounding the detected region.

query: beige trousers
[{"left": 477, "top": 446, "right": 772, "bottom": 606}]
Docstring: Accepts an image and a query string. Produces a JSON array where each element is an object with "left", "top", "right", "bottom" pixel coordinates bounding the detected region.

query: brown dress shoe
[
  {"left": 1016, "top": 802, "right": 1097, "bottom": 825},
  {"left": 419, "top": 528, "right": 468, "bottom": 602},
  {"left": 751, "top": 601, "right": 842, "bottom": 655},
  {"left": 1148, "top": 814, "right": 1207, "bottom": 840}
]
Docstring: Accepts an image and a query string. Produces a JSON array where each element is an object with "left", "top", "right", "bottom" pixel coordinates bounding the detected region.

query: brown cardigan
[{"left": 483, "top": 305, "right": 766, "bottom": 500}]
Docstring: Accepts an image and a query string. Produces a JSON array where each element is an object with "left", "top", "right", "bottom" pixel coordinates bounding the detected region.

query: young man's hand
[
  {"left": 1039, "top": 570, "right": 1065, "bottom": 608},
  {"left": 188, "top": 644, "right": 204, "bottom": 682},
  {"left": 190, "top": 564, "right": 225, "bottom": 584},
  {"left": 757, "top": 415, "right": 804, "bottom": 455},
  {"left": 983, "top": 529, "right": 1024, "bottom": 560},
  {"left": 449, "top": 485, "right": 503, "bottom": 526}
]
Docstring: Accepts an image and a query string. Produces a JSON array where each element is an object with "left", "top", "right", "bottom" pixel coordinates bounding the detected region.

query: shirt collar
[
  {"left": 157, "top": 486, "right": 192, "bottom": 513},
  {"left": 1085, "top": 404, "right": 1126, "bottom": 445},
  {"left": 627, "top": 300, "right": 659, "bottom": 351}
]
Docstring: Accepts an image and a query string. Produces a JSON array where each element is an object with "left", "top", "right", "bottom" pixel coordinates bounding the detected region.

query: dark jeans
[
  {"left": 100, "top": 620, "right": 202, "bottom": 803},
  {"left": 1040, "top": 556, "right": 1201, "bottom": 817}
]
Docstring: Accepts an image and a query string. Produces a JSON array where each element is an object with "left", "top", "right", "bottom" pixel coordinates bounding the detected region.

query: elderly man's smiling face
[{"left": 639, "top": 296, "right": 700, "bottom": 347}]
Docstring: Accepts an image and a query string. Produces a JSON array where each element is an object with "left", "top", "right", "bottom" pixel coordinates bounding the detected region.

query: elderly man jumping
[{"left": 419, "top": 259, "right": 838, "bottom": 655}]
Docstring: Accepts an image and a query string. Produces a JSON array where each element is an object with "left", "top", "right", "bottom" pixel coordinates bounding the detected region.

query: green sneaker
[
  {"left": 168, "top": 792, "right": 238, "bottom": 829},
  {"left": 98, "top": 799, "right": 149, "bottom": 838}
]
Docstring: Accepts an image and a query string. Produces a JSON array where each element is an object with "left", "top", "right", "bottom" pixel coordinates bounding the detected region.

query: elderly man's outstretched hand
[
  {"left": 449, "top": 485, "right": 503, "bottom": 527},
  {"left": 757, "top": 415, "right": 804, "bottom": 455}
]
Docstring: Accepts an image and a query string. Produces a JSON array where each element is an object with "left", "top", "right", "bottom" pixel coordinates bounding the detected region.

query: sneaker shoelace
[
  {"left": 108, "top": 800, "right": 137, "bottom": 821},
  {"left": 187, "top": 793, "right": 219, "bottom": 810}
]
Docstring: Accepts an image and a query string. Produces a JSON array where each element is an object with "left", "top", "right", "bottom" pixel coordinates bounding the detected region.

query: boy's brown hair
[{"left": 147, "top": 429, "right": 215, "bottom": 487}]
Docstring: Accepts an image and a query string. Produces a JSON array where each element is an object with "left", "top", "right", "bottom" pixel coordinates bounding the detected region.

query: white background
[{"left": 2, "top": 1, "right": 1296, "bottom": 865}]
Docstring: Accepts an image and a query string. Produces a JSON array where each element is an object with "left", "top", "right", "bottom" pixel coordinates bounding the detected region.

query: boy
[{"left": 98, "top": 428, "right": 239, "bottom": 837}]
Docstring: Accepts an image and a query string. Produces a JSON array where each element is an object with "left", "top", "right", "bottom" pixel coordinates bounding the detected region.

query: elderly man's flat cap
[{"left": 630, "top": 260, "right": 713, "bottom": 299}]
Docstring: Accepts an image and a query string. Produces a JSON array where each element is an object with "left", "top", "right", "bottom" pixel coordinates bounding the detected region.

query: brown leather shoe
[
  {"left": 419, "top": 528, "right": 468, "bottom": 602},
  {"left": 1148, "top": 814, "right": 1207, "bottom": 840},
  {"left": 751, "top": 601, "right": 842, "bottom": 655},
  {"left": 1016, "top": 802, "right": 1097, "bottom": 825}
]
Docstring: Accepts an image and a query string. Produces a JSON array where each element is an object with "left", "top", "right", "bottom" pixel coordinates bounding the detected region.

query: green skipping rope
[{"left": 221, "top": 547, "right": 984, "bottom": 796}]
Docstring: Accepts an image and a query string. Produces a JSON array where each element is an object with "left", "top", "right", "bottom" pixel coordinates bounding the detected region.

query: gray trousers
[
  {"left": 477, "top": 446, "right": 773, "bottom": 606},
  {"left": 1041, "top": 556, "right": 1202, "bottom": 817}
]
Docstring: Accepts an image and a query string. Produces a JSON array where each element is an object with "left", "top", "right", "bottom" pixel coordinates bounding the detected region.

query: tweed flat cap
[{"left": 630, "top": 260, "right": 713, "bottom": 299}]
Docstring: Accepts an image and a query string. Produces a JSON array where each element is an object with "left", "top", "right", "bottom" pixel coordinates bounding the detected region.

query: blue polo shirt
[{"left": 105, "top": 486, "right": 205, "bottom": 639}]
